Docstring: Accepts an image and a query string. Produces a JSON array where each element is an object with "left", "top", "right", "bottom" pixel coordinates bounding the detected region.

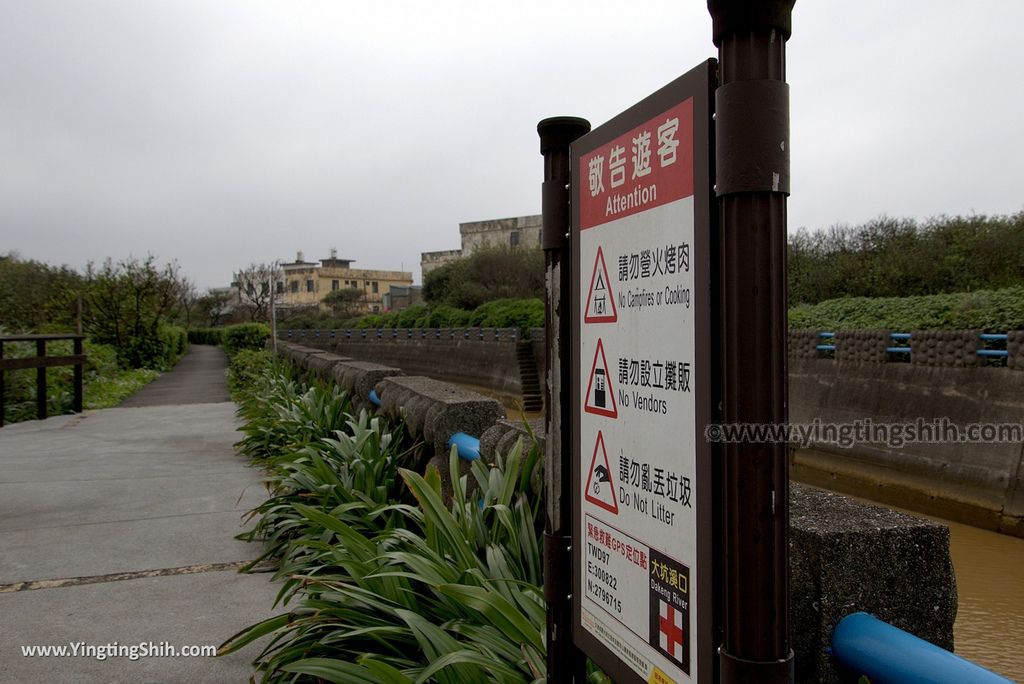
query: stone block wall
[
  {"left": 1008, "top": 331, "right": 1024, "bottom": 371},
  {"left": 789, "top": 329, "right": 821, "bottom": 360},
  {"left": 911, "top": 330, "right": 979, "bottom": 367},
  {"left": 283, "top": 328, "right": 526, "bottom": 397},
  {"left": 835, "top": 330, "right": 890, "bottom": 364}
]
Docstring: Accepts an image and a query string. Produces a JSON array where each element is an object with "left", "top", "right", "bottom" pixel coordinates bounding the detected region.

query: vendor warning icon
[
  {"left": 585, "top": 431, "right": 619, "bottom": 514},
  {"left": 585, "top": 246, "right": 617, "bottom": 323},
  {"left": 584, "top": 338, "right": 617, "bottom": 418}
]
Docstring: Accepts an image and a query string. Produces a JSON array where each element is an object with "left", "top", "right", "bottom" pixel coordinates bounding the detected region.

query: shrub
[
  {"left": 160, "top": 324, "right": 188, "bottom": 368},
  {"left": 788, "top": 286, "right": 1024, "bottom": 332},
  {"left": 227, "top": 349, "right": 273, "bottom": 401},
  {"left": 188, "top": 327, "right": 224, "bottom": 345},
  {"left": 469, "top": 298, "right": 544, "bottom": 331},
  {"left": 423, "top": 246, "right": 544, "bottom": 310},
  {"left": 222, "top": 323, "right": 270, "bottom": 358}
]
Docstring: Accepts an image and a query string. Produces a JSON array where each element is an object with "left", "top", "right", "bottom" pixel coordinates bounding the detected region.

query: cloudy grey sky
[{"left": 2, "top": 1, "right": 1022, "bottom": 289}]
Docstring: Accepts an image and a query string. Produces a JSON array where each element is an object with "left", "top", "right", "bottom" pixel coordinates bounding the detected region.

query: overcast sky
[{"left": 3, "top": 1, "right": 1022, "bottom": 289}]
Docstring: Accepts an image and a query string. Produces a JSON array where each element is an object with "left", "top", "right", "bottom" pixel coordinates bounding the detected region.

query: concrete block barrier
[{"left": 790, "top": 483, "right": 956, "bottom": 684}]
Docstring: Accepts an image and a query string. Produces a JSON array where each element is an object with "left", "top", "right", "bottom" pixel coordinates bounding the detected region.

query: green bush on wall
[
  {"left": 789, "top": 286, "right": 1024, "bottom": 332},
  {"left": 222, "top": 323, "right": 271, "bottom": 358}
]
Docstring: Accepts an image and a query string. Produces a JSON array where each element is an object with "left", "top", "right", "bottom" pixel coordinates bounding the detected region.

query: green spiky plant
[{"left": 223, "top": 442, "right": 546, "bottom": 683}]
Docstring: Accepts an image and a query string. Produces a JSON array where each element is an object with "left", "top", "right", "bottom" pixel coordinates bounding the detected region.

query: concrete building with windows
[
  {"left": 275, "top": 249, "right": 413, "bottom": 314},
  {"left": 420, "top": 214, "right": 541, "bottom": 281}
]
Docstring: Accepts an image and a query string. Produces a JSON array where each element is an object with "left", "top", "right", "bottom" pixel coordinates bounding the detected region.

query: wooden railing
[{"left": 0, "top": 334, "right": 86, "bottom": 427}]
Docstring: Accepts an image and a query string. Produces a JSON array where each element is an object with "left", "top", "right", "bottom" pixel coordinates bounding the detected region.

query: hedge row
[{"left": 788, "top": 286, "right": 1024, "bottom": 332}]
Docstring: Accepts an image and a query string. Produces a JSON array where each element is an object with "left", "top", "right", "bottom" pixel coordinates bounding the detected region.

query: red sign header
[{"left": 578, "top": 98, "right": 694, "bottom": 231}]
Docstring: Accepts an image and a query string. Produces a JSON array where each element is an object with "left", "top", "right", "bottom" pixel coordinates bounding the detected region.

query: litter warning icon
[
  {"left": 585, "top": 246, "right": 617, "bottom": 323},
  {"left": 584, "top": 338, "right": 617, "bottom": 418},
  {"left": 585, "top": 431, "right": 619, "bottom": 514}
]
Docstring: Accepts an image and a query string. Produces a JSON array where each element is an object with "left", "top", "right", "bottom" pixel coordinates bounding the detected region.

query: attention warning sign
[
  {"left": 585, "top": 246, "right": 618, "bottom": 323},
  {"left": 584, "top": 338, "right": 618, "bottom": 418},
  {"left": 572, "top": 62, "right": 713, "bottom": 684},
  {"left": 585, "top": 431, "right": 619, "bottom": 514}
]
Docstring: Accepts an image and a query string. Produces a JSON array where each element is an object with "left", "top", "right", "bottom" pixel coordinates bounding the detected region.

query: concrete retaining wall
[
  {"left": 790, "top": 357, "right": 1024, "bottom": 536},
  {"left": 275, "top": 339, "right": 957, "bottom": 684},
  {"left": 283, "top": 328, "right": 525, "bottom": 396}
]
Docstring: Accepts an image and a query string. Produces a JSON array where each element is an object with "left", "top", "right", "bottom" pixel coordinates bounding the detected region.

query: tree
[
  {"left": 174, "top": 278, "right": 199, "bottom": 328},
  {"left": 233, "top": 262, "right": 278, "bottom": 322},
  {"left": 83, "top": 255, "right": 185, "bottom": 368},
  {"left": 0, "top": 252, "right": 82, "bottom": 332},
  {"left": 194, "top": 289, "right": 234, "bottom": 328},
  {"left": 322, "top": 288, "right": 366, "bottom": 318},
  {"left": 423, "top": 246, "right": 544, "bottom": 310}
]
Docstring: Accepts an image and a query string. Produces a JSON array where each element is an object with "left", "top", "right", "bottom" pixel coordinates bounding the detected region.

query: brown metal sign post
[
  {"left": 539, "top": 116, "right": 592, "bottom": 684},
  {"left": 708, "top": 1, "right": 796, "bottom": 682}
]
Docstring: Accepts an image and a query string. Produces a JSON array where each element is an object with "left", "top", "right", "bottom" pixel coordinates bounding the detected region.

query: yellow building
[{"left": 276, "top": 250, "right": 413, "bottom": 314}]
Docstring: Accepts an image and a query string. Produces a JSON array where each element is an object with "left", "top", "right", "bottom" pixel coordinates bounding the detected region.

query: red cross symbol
[{"left": 659, "top": 600, "right": 685, "bottom": 662}]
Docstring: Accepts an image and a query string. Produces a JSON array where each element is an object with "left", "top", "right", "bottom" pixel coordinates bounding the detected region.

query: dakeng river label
[{"left": 571, "top": 62, "right": 715, "bottom": 684}]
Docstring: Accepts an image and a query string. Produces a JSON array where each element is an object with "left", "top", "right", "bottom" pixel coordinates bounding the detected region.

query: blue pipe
[
  {"left": 367, "top": 390, "right": 381, "bottom": 407},
  {"left": 818, "top": 331, "right": 835, "bottom": 338},
  {"left": 816, "top": 344, "right": 836, "bottom": 352},
  {"left": 890, "top": 332, "right": 912, "bottom": 340},
  {"left": 831, "top": 612, "right": 1013, "bottom": 684},
  {"left": 977, "top": 349, "right": 1009, "bottom": 358},
  {"left": 979, "top": 333, "right": 1008, "bottom": 341},
  {"left": 886, "top": 347, "right": 912, "bottom": 353},
  {"left": 448, "top": 432, "right": 480, "bottom": 462}
]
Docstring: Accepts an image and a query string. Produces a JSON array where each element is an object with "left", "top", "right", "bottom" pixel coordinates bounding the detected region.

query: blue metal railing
[
  {"left": 447, "top": 432, "right": 481, "bottom": 461},
  {"left": 365, "top": 389, "right": 480, "bottom": 462},
  {"left": 831, "top": 612, "right": 1013, "bottom": 683},
  {"left": 805, "top": 331, "right": 1012, "bottom": 361},
  {"left": 816, "top": 331, "right": 836, "bottom": 352}
]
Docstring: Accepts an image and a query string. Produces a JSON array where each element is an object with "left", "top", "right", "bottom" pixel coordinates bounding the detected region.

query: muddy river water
[{"left": 943, "top": 515, "right": 1024, "bottom": 681}]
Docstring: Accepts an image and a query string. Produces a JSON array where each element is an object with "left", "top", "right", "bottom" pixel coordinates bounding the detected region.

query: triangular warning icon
[
  {"left": 585, "top": 246, "right": 618, "bottom": 323},
  {"left": 585, "top": 431, "right": 619, "bottom": 514},
  {"left": 584, "top": 338, "right": 618, "bottom": 418}
]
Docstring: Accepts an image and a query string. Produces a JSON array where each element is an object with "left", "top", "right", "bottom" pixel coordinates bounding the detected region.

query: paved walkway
[
  {"left": 120, "top": 344, "right": 231, "bottom": 406},
  {"left": 0, "top": 345, "right": 277, "bottom": 683}
]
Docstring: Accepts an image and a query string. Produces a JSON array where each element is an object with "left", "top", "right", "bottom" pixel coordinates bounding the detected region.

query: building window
[
  {"left": 372, "top": 281, "right": 379, "bottom": 294},
  {"left": 351, "top": 281, "right": 358, "bottom": 289},
  {"left": 510, "top": 230, "right": 520, "bottom": 247},
  {"left": 332, "top": 280, "right": 339, "bottom": 291},
  {"left": 372, "top": 305, "right": 380, "bottom": 313},
  {"left": 290, "top": 280, "right": 298, "bottom": 293},
  {"left": 276, "top": 281, "right": 284, "bottom": 294},
  {"left": 306, "top": 279, "right": 314, "bottom": 293}
]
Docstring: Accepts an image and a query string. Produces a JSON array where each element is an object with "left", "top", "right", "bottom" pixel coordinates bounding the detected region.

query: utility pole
[
  {"left": 708, "top": 1, "right": 795, "bottom": 682},
  {"left": 269, "top": 266, "right": 278, "bottom": 355},
  {"left": 538, "top": 116, "right": 591, "bottom": 684}
]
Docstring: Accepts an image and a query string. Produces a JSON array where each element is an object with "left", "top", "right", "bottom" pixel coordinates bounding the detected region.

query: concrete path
[
  {"left": 120, "top": 344, "right": 231, "bottom": 406},
  {"left": 0, "top": 346, "right": 278, "bottom": 683}
]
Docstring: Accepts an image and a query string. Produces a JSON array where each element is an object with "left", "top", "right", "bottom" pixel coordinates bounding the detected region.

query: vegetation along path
[{"left": 0, "top": 345, "right": 276, "bottom": 683}]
